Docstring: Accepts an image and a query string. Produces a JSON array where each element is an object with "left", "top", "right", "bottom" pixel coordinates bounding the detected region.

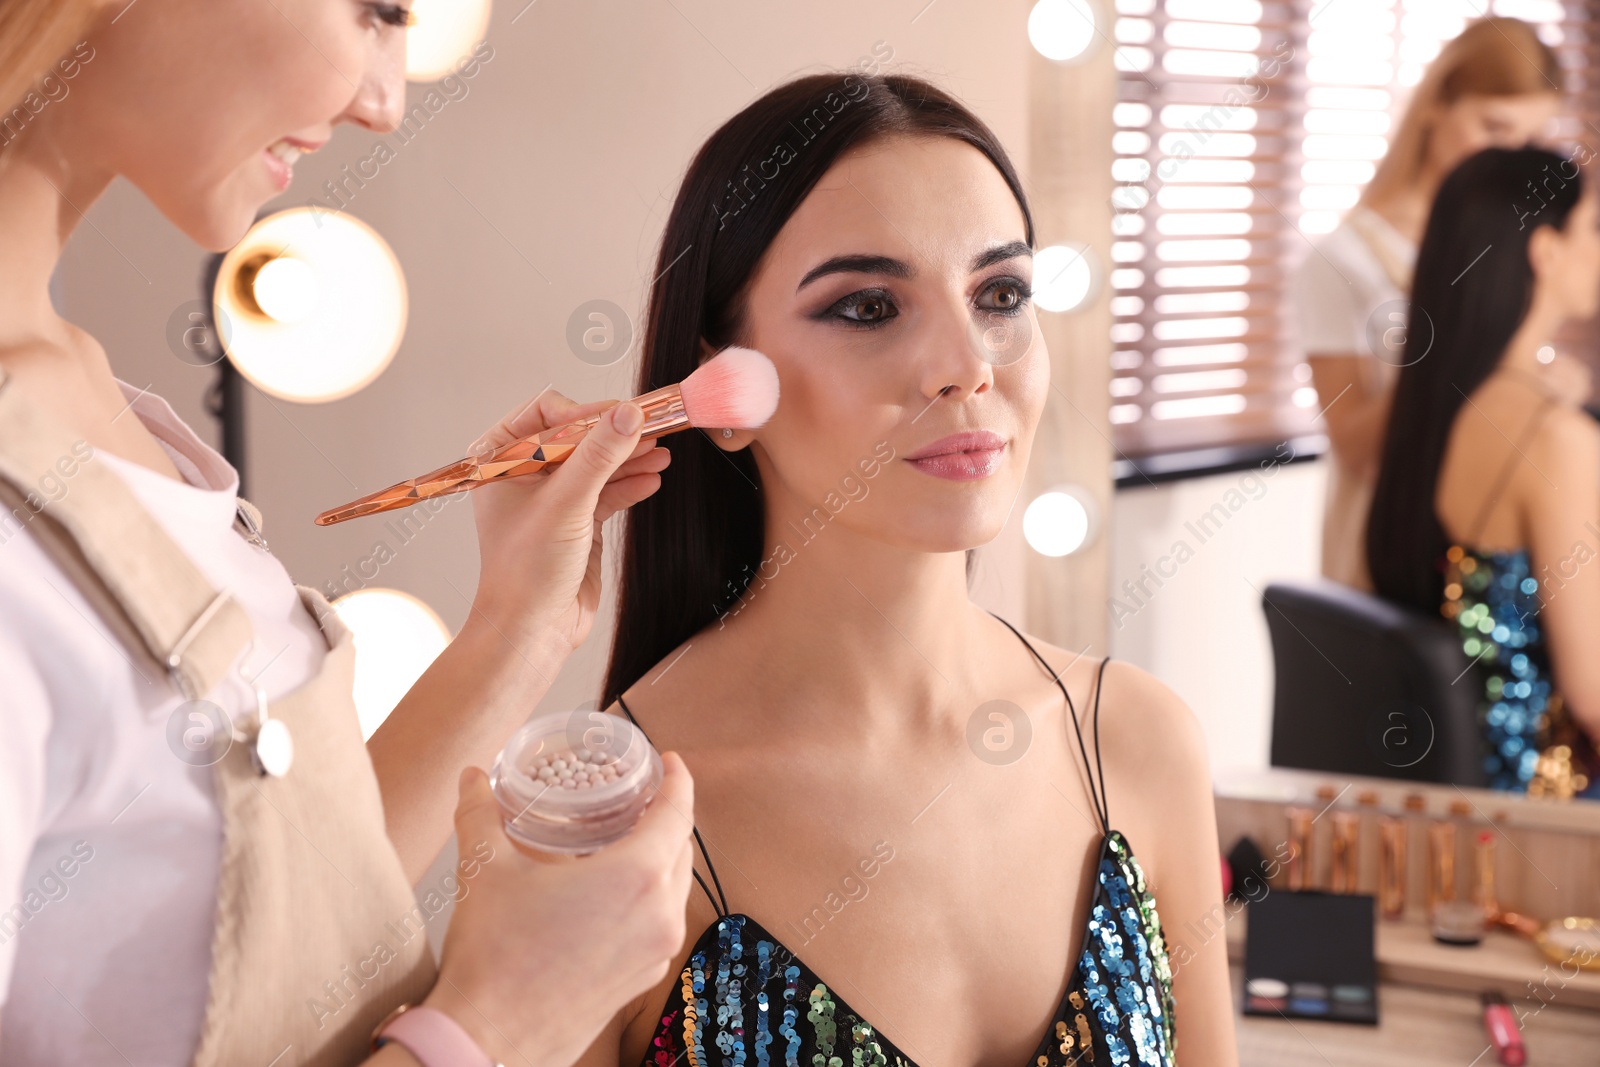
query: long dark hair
[
  {"left": 1367, "top": 146, "right": 1583, "bottom": 612},
  {"left": 602, "top": 73, "right": 1034, "bottom": 705}
]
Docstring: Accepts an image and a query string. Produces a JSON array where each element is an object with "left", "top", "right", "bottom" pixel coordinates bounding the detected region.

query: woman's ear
[
  {"left": 700, "top": 338, "right": 753, "bottom": 452},
  {"left": 1527, "top": 223, "right": 1558, "bottom": 279}
]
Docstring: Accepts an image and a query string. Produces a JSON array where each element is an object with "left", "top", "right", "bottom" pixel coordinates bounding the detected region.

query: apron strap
[{"left": 0, "top": 366, "right": 253, "bottom": 701}]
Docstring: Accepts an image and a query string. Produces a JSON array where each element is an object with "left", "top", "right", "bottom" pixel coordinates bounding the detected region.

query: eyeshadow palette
[{"left": 1242, "top": 890, "right": 1379, "bottom": 1025}]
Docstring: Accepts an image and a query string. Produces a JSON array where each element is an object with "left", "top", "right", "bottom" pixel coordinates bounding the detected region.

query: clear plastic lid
[{"left": 489, "top": 708, "right": 662, "bottom": 855}]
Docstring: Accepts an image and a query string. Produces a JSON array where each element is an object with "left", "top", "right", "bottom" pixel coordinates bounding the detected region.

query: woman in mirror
[
  {"left": 1295, "top": 17, "right": 1570, "bottom": 591},
  {"left": 1368, "top": 146, "right": 1600, "bottom": 797}
]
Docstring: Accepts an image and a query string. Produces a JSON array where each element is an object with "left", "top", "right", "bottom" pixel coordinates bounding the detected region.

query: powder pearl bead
[
  {"left": 552, "top": 758, "right": 568, "bottom": 771},
  {"left": 575, "top": 749, "right": 591, "bottom": 763},
  {"left": 557, "top": 769, "right": 573, "bottom": 781},
  {"left": 536, "top": 766, "right": 555, "bottom": 781},
  {"left": 561, "top": 778, "right": 578, "bottom": 789}
]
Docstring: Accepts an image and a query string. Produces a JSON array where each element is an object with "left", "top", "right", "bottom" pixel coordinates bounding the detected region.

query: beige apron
[{"left": 0, "top": 368, "right": 436, "bottom": 1066}]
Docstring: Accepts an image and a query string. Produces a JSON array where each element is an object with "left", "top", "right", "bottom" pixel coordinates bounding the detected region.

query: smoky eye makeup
[
  {"left": 976, "top": 275, "right": 1033, "bottom": 315},
  {"left": 367, "top": 2, "right": 415, "bottom": 29},
  {"left": 811, "top": 286, "right": 901, "bottom": 329}
]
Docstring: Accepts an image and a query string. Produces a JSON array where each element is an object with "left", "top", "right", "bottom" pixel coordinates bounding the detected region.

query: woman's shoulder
[
  {"left": 1014, "top": 632, "right": 1208, "bottom": 769},
  {"left": 1524, "top": 400, "right": 1600, "bottom": 497}
]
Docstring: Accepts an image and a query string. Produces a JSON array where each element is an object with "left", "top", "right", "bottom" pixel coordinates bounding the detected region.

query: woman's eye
[
  {"left": 369, "top": 3, "right": 414, "bottom": 28},
  {"left": 978, "top": 278, "right": 1032, "bottom": 314},
  {"left": 828, "top": 289, "right": 899, "bottom": 327}
]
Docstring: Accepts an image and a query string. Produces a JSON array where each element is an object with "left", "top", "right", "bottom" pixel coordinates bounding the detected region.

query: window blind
[{"left": 1109, "top": 0, "right": 1597, "bottom": 459}]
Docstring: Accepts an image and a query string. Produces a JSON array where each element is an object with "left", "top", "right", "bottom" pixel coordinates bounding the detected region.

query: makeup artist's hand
[
  {"left": 465, "top": 389, "right": 670, "bottom": 652},
  {"left": 424, "top": 758, "right": 695, "bottom": 1067}
]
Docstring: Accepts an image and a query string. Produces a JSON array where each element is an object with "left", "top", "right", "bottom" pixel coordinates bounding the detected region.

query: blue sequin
[
  {"left": 646, "top": 831, "right": 1174, "bottom": 1067},
  {"left": 1442, "top": 546, "right": 1594, "bottom": 791}
]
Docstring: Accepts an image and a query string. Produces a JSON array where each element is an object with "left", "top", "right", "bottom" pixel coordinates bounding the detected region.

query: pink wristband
[{"left": 371, "top": 1004, "right": 502, "bottom": 1067}]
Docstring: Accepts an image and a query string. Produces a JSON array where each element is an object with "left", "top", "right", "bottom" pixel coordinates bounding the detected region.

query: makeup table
[
  {"left": 1215, "top": 768, "right": 1600, "bottom": 1063},
  {"left": 1232, "top": 962, "right": 1600, "bottom": 1065}
]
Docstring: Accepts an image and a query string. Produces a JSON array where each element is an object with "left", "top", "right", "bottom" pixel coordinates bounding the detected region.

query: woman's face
[
  {"left": 1537, "top": 191, "right": 1600, "bottom": 322},
  {"left": 1428, "top": 92, "right": 1561, "bottom": 179},
  {"left": 727, "top": 134, "right": 1047, "bottom": 555},
  {"left": 68, "top": 0, "right": 408, "bottom": 250}
]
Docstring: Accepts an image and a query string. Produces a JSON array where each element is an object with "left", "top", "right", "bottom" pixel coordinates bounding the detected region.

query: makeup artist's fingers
[
  {"left": 609, "top": 444, "right": 672, "bottom": 482},
  {"left": 452, "top": 766, "right": 513, "bottom": 856},
  {"left": 542, "top": 401, "right": 649, "bottom": 513},
  {"left": 470, "top": 390, "right": 614, "bottom": 455},
  {"left": 616, "top": 752, "right": 695, "bottom": 868},
  {"left": 595, "top": 473, "right": 665, "bottom": 525},
  {"left": 471, "top": 391, "right": 659, "bottom": 467}
]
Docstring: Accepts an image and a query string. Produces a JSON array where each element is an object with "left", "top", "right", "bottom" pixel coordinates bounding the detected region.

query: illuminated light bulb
[
  {"left": 1028, "top": 0, "right": 1098, "bottom": 64},
  {"left": 214, "top": 208, "right": 408, "bottom": 403},
  {"left": 406, "top": 0, "right": 493, "bottom": 82},
  {"left": 250, "top": 256, "right": 318, "bottom": 324},
  {"left": 332, "top": 588, "right": 451, "bottom": 741},
  {"left": 1034, "top": 243, "right": 1096, "bottom": 313},
  {"left": 1024, "top": 487, "right": 1097, "bottom": 557}
]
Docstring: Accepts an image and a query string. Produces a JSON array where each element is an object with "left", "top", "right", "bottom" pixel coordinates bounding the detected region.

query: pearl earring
[{"left": 721, "top": 428, "right": 734, "bottom": 439}]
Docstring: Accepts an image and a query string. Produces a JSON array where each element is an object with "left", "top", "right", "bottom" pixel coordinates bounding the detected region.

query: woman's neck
[
  {"left": 0, "top": 128, "right": 111, "bottom": 349},
  {"left": 706, "top": 506, "right": 996, "bottom": 729},
  {"left": 1498, "top": 314, "right": 1560, "bottom": 379}
]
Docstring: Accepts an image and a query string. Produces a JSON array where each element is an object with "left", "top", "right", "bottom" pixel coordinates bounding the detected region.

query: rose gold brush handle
[{"left": 314, "top": 386, "right": 688, "bottom": 526}]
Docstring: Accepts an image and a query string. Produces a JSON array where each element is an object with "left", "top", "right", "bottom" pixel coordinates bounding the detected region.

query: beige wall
[
  {"left": 54, "top": 0, "right": 1048, "bottom": 719},
  {"left": 1109, "top": 460, "right": 1327, "bottom": 779}
]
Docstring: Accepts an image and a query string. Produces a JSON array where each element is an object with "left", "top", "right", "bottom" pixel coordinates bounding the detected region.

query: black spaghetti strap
[
  {"left": 1463, "top": 394, "right": 1560, "bottom": 546},
  {"left": 1089, "top": 655, "right": 1111, "bottom": 832},
  {"left": 987, "top": 612, "right": 1112, "bottom": 835},
  {"left": 614, "top": 694, "right": 730, "bottom": 918}
]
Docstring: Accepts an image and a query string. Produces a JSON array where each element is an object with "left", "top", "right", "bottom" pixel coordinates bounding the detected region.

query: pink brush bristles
[{"left": 679, "top": 346, "right": 780, "bottom": 430}]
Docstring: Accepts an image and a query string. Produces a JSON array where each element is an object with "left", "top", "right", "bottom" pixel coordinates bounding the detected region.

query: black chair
[{"left": 1261, "top": 580, "right": 1489, "bottom": 787}]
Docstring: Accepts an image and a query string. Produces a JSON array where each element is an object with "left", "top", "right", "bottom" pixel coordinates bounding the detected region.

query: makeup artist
[{"left": 0, "top": 3, "right": 691, "bottom": 1066}]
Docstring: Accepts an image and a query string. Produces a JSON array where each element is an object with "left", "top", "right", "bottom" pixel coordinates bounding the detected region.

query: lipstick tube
[
  {"left": 1475, "top": 831, "right": 1498, "bottom": 917},
  {"left": 1378, "top": 814, "right": 1406, "bottom": 919},
  {"left": 1286, "top": 806, "right": 1314, "bottom": 891},
  {"left": 1482, "top": 992, "right": 1526, "bottom": 1066},
  {"left": 1330, "top": 810, "right": 1360, "bottom": 893},
  {"left": 1428, "top": 818, "right": 1457, "bottom": 913}
]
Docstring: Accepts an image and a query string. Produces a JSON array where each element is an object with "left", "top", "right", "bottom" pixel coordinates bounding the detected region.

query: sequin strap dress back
[
  {"left": 617, "top": 614, "right": 1177, "bottom": 1067},
  {"left": 1441, "top": 394, "right": 1596, "bottom": 796}
]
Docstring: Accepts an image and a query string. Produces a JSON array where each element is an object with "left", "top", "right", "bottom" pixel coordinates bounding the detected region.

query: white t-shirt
[
  {"left": 0, "top": 380, "right": 326, "bottom": 1065},
  {"left": 1292, "top": 206, "right": 1417, "bottom": 589}
]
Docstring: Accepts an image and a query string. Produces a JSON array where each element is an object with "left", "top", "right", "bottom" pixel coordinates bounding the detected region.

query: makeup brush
[{"left": 314, "top": 346, "right": 779, "bottom": 526}]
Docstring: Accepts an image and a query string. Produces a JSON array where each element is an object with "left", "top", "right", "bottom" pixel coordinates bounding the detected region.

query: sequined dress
[
  {"left": 1439, "top": 395, "right": 1596, "bottom": 795},
  {"left": 618, "top": 618, "right": 1178, "bottom": 1067},
  {"left": 1442, "top": 545, "right": 1556, "bottom": 789}
]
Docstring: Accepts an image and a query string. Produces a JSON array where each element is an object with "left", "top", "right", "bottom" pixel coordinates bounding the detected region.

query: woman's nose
[
  {"left": 917, "top": 295, "right": 997, "bottom": 401},
  {"left": 340, "top": 40, "right": 407, "bottom": 134}
]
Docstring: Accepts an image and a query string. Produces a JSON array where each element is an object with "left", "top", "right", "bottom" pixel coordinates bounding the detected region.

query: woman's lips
[
  {"left": 261, "top": 138, "right": 321, "bottom": 192},
  {"left": 904, "top": 430, "right": 1007, "bottom": 481},
  {"left": 261, "top": 148, "right": 294, "bottom": 191}
]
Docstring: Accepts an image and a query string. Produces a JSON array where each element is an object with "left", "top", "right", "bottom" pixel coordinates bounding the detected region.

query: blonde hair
[
  {"left": 1362, "top": 17, "right": 1561, "bottom": 206},
  {"left": 0, "top": 0, "right": 102, "bottom": 122}
]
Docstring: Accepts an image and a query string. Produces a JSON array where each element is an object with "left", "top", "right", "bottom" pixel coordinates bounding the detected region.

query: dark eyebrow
[
  {"left": 796, "top": 254, "right": 912, "bottom": 293},
  {"left": 971, "top": 240, "right": 1033, "bottom": 272}
]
